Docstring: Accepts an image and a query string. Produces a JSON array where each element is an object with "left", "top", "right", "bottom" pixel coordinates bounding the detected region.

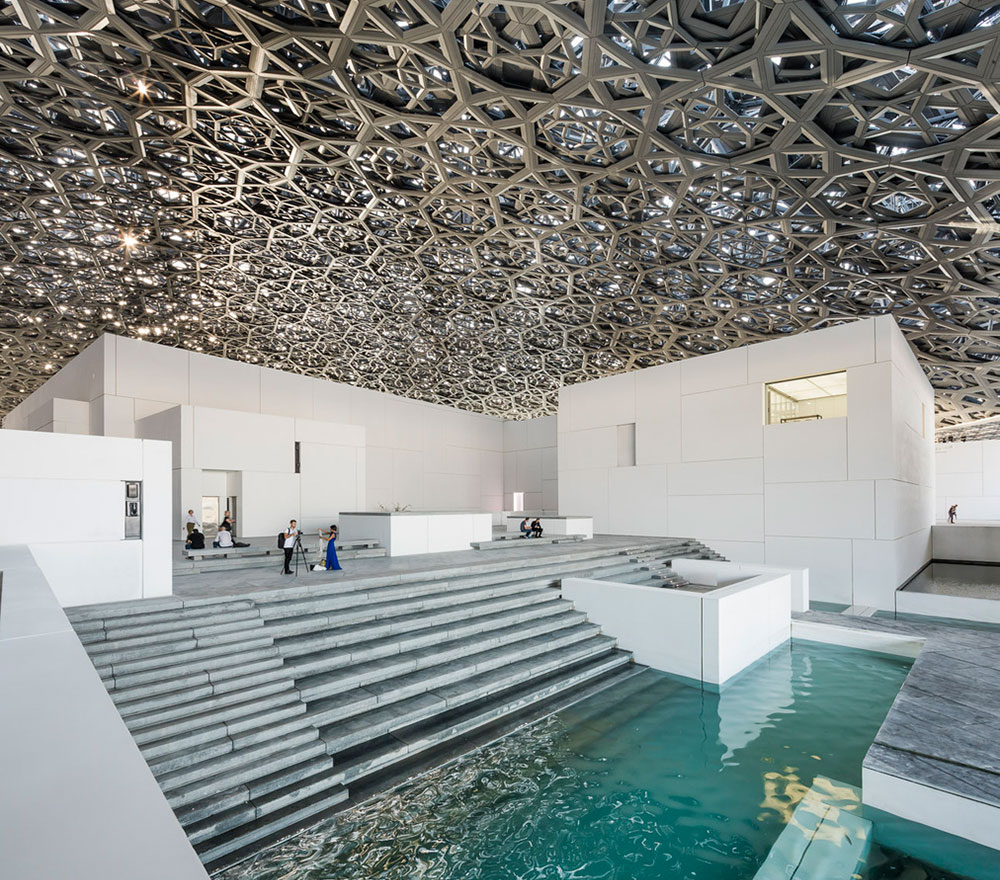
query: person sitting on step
[
  {"left": 213, "top": 525, "right": 234, "bottom": 549},
  {"left": 531, "top": 518, "right": 543, "bottom": 538},
  {"left": 185, "top": 527, "right": 205, "bottom": 550},
  {"left": 519, "top": 517, "right": 531, "bottom": 538}
]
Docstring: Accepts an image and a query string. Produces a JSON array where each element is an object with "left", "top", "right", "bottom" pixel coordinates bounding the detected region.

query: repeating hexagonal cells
[{"left": 0, "top": 0, "right": 999, "bottom": 424}]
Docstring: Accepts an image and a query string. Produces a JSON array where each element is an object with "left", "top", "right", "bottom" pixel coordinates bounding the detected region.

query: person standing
[
  {"left": 282, "top": 519, "right": 299, "bottom": 574},
  {"left": 948, "top": 504, "right": 958, "bottom": 524},
  {"left": 184, "top": 509, "right": 199, "bottom": 536},
  {"left": 319, "top": 524, "right": 342, "bottom": 571}
]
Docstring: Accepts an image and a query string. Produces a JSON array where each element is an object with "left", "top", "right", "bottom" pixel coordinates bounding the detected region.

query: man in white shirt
[
  {"left": 215, "top": 527, "right": 234, "bottom": 549},
  {"left": 282, "top": 520, "right": 299, "bottom": 574}
]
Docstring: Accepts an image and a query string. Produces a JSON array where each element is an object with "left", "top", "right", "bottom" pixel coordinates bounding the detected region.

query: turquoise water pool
[{"left": 220, "top": 642, "right": 973, "bottom": 880}]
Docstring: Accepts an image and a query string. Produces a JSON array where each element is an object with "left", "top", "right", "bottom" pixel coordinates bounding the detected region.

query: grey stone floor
[
  {"left": 171, "top": 534, "right": 662, "bottom": 600},
  {"left": 796, "top": 610, "right": 1000, "bottom": 810}
]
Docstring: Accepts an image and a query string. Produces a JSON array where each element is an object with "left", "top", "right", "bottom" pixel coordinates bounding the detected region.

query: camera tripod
[{"left": 291, "top": 533, "right": 309, "bottom": 577}]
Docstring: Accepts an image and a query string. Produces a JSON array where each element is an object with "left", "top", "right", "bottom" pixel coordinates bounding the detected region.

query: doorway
[{"left": 201, "top": 496, "right": 220, "bottom": 538}]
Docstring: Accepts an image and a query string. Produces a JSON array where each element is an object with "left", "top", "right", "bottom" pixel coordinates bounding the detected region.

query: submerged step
[{"left": 753, "top": 777, "right": 872, "bottom": 880}]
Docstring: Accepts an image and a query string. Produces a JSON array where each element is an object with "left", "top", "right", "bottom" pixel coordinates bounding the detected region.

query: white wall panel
[
  {"left": 515, "top": 448, "right": 542, "bottom": 487},
  {"left": 293, "top": 418, "right": 364, "bottom": 448},
  {"left": 113, "top": 336, "right": 190, "bottom": 405},
  {"left": 707, "top": 540, "right": 766, "bottom": 563},
  {"left": 192, "top": 407, "right": 293, "bottom": 473},
  {"left": 765, "top": 536, "right": 853, "bottom": 605},
  {"left": 763, "top": 419, "right": 847, "bottom": 483},
  {"left": 260, "top": 367, "right": 314, "bottom": 419},
  {"left": 748, "top": 318, "right": 874, "bottom": 384},
  {"left": 188, "top": 351, "right": 261, "bottom": 413},
  {"left": 668, "top": 493, "right": 764, "bottom": 543},
  {"left": 680, "top": 346, "right": 747, "bottom": 394},
  {"left": 765, "top": 481, "right": 875, "bottom": 539},
  {"left": 681, "top": 385, "right": 763, "bottom": 462},
  {"left": 982, "top": 442, "right": 1000, "bottom": 496},
  {"left": 0, "top": 430, "right": 142, "bottom": 481},
  {"left": 140, "top": 439, "right": 172, "bottom": 598},
  {"left": 238, "top": 471, "right": 301, "bottom": 536},
  {"left": 668, "top": 457, "right": 763, "bottom": 496},
  {"left": 609, "top": 465, "right": 668, "bottom": 535},
  {"left": 634, "top": 363, "right": 682, "bottom": 466},
  {"left": 559, "top": 467, "right": 610, "bottom": 530},
  {"left": 299, "top": 443, "right": 360, "bottom": 528},
  {"left": 311, "top": 377, "right": 353, "bottom": 424},
  {"left": 565, "top": 371, "right": 636, "bottom": 431},
  {"left": 935, "top": 441, "right": 982, "bottom": 474},
  {"left": 875, "top": 480, "right": 933, "bottom": 541},
  {"left": 391, "top": 448, "right": 423, "bottom": 508},
  {"left": 560, "top": 426, "right": 617, "bottom": 471},
  {"left": 847, "top": 362, "right": 894, "bottom": 481}
]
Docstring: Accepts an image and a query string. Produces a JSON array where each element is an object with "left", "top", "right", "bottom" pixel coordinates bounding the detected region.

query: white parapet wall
[
  {"left": 671, "top": 558, "right": 810, "bottom": 613},
  {"left": 563, "top": 569, "right": 791, "bottom": 686},
  {"left": 0, "top": 429, "right": 172, "bottom": 606},
  {"left": 339, "top": 511, "right": 492, "bottom": 556},
  {"left": 0, "top": 546, "right": 209, "bottom": 880}
]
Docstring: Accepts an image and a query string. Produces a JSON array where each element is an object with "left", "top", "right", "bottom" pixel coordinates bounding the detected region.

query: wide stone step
[
  {"left": 110, "top": 656, "right": 286, "bottom": 709},
  {"left": 271, "top": 588, "right": 561, "bottom": 654},
  {"left": 173, "top": 753, "right": 334, "bottom": 828},
  {"left": 86, "top": 617, "right": 269, "bottom": 663},
  {"left": 175, "top": 547, "right": 387, "bottom": 576},
  {"left": 295, "top": 616, "right": 597, "bottom": 704},
  {"left": 71, "top": 599, "right": 257, "bottom": 632},
  {"left": 195, "top": 785, "right": 349, "bottom": 866},
  {"left": 101, "top": 634, "right": 277, "bottom": 679},
  {"left": 284, "top": 602, "right": 580, "bottom": 678},
  {"left": 198, "top": 650, "right": 629, "bottom": 868},
  {"left": 126, "top": 678, "right": 297, "bottom": 731},
  {"left": 100, "top": 607, "right": 264, "bottom": 643},
  {"left": 319, "top": 636, "right": 620, "bottom": 760},
  {"left": 108, "top": 645, "right": 280, "bottom": 691},
  {"left": 158, "top": 727, "right": 323, "bottom": 798},
  {"left": 132, "top": 687, "right": 303, "bottom": 744}
]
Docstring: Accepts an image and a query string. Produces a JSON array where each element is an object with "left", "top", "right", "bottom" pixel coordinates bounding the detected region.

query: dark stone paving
[{"left": 796, "top": 611, "right": 1000, "bottom": 810}]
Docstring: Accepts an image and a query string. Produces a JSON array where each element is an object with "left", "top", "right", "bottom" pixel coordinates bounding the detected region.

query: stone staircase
[
  {"left": 600, "top": 541, "right": 727, "bottom": 588},
  {"left": 67, "top": 537, "right": 722, "bottom": 869}
]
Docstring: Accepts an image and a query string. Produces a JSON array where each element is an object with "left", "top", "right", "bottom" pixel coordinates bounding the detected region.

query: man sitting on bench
[
  {"left": 519, "top": 517, "right": 531, "bottom": 538},
  {"left": 531, "top": 518, "right": 543, "bottom": 538},
  {"left": 213, "top": 525, "right": 234, "bottom": 549}
]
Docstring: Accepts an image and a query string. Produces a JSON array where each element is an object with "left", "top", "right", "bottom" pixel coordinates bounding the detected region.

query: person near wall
[
  {"left": 186, "top": 528, "right": 205, "bottom": 550},
  {"left": 214, "top": 526, "right": 234, "bottom": 550},
  {"left": 519, "top": 517, "right": 531, "bottom": 538},
  {"left": 282, "top": 520, "right": 299, "bottom": 575},
  {"left": 948, "top": 504, "right": 958, "bottom": 524},
  {"left": 319, "top": 525, "right": 342, "bottom": 571},
  {"left": 221, "top": 511, "right": 235, "bottom": 536},
  {"left": 531, "top": 518, "right": 543, "bottom": 538},
  {"left": 184, "top": 509, "right": 200, "bottom": 536}
]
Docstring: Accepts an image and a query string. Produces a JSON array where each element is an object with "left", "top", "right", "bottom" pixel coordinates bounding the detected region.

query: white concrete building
[
  {"left": 557, "top": 316, "right": 935, "bottom": 607},
  {"left": 3, "top": 334, "right": 557, "bottom": 538}
]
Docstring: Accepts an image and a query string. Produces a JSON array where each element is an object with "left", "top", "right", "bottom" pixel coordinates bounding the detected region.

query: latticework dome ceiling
[{"left": 1, "top": 0, "right": 999, "bottom": 423}]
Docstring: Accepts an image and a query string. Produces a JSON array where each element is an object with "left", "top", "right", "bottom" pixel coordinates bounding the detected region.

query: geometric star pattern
[{"left": 1, "top": 0, "right": 999, "bottom": 425}]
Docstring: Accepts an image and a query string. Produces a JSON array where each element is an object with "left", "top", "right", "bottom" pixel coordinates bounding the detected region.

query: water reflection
[{"left": 218, "top": 643, "right": 921, "bottom": 880}]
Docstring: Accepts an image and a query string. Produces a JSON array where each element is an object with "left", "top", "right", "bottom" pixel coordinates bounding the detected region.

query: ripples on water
[{"left": 218, "top": 643, "right": 965, "bottom": 880}]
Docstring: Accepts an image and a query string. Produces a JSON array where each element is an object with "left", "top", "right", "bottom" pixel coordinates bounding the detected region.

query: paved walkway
[
  {"left": 171, "top": 534, "right": 660, "bottom": 600},
  {"left": 796, "top": 610, "right": 1000, "bottom": 812}
]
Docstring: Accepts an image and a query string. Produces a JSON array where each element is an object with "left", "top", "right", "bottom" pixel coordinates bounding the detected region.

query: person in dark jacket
[{"left": 186, "top": 528, "right": 205, "bottom": 550}]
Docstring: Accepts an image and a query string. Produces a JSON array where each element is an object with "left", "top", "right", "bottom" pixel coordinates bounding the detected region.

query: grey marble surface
[{"left": 797, "top": 610, "right": 1000, "bottom": 807}]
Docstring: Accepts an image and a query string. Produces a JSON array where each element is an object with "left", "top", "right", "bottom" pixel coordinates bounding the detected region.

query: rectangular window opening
[
  {"left": 294, "top": 441, "right": 301, "bottom": 474},
  {"left": 617, "top": 422, "right": 636, "bottom": 467},
  {"left": 765, "top": 371, "right": 847, "bottom": 425}
]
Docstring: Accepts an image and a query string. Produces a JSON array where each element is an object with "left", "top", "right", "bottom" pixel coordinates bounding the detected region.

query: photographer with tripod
[{"left": 281, "top": 519, "right": 300, "bottom": 575}]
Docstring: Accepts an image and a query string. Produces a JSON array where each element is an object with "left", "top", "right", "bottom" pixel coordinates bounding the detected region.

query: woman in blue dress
[{"left": 319, "top": 524, "right": 342, "bottom": 571}]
